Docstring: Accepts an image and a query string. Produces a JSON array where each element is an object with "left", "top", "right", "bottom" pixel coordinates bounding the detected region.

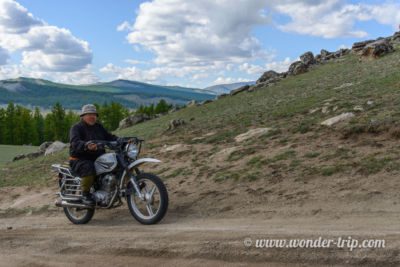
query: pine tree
[
  {"left": 155, "top": 99, "right": 171, "bottom": 114},
  {"left": 4, "top": 102, "right": 16, "bottom": 144},
  {"left": 0, "top": 108, "right": 5, "bottom": 144},
  {"left": 33, "top": 107, "right": 45, "bottom": 145},
  {"left": 51, "top": 102, "right": 67, "bottom": 142}
]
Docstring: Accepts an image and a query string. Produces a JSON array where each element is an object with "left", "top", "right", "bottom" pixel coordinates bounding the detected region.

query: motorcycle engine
[{"left": 93, "top": 174, "right": 117, "bottom": 206}]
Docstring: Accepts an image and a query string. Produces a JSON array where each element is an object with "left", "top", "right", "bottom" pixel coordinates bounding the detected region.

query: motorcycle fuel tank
[{"left": 94, "top": 153, "right": 118, "bottom": 175}]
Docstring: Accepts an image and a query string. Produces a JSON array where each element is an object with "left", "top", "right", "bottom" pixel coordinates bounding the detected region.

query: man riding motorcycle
[{"left": 69, "top": 104, "right": 119, "bottom": 206}]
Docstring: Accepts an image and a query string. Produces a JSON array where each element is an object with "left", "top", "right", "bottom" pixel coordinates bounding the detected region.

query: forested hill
[{"left": 0, "top": 77, "right": 215, "bottom": 109}]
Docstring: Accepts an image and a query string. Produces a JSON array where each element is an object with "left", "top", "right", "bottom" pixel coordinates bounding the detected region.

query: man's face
[{"left": 82, "top": 113, "right": 97, "bottom": 125}]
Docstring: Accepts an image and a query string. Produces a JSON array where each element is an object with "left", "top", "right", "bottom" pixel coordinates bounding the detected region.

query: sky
[{"left": 0, "top": 0, "right": 399, "bottom": 88}]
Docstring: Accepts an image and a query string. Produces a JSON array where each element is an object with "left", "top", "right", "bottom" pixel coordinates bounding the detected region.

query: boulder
[
  {"left": 351, "top": 39, "right": 375, "bottom": 52},
  {"left": 288, "top": 61, "right": 308, "bottom": 76},
  {"left": 335, "top": 48, "right": 350, "bottom": 57},
  {"left": 320, "top": 49, "right": 331, "bottom": 58},
  {"left": 320, "top": 113, "right": 355, "bottom": 127},
  {"left": 230, "top": 85, "right": 250, "bottom": 96},
  {"left": 44, "top": 141, "right": 68, "bottom": 156},
  {"left": 300, "top": 51, "right": 316, "bottom": 66},
  {"left": 279, "top": 72, "right": 288, "bottom": 79},
  {"left": 234, "top": 128, "right": 273, "bottom": 142},
  {"left": 353, "top": 105, "right": 364, "bottom": 112},
  {"left": 118, "top": 113, "right": 151, "bottom": 129},
  {"left": 12, "top": 154, "right": 26, "bottom": 161},
  {"left": 256, "top": 70, "right": 278, "bottom": 84},
  {"left": 167, "top": 119, "right": 186, "bottom": 131},
  {"left": 392, "top": 31, "right": 400, "bottom": 43},
  {"left": 27, "top": 151, "right": 45, "bottom": 159},
  {"left": 13, "top": 150, "right": 45, "bottom": 161},
  {"left": 39, "top": 141, "right": 53, "bottom": 153},
  {"left": 361, "top": 39, "right": 394, "bottom": 58}
]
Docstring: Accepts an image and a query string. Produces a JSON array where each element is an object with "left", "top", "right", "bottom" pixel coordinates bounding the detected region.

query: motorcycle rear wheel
[{"left": 63, "top": 207, "right": 95, "bottom": 224}]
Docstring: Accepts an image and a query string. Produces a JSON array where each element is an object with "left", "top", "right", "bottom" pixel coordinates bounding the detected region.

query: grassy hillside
[
  {"left": 0, "top": 145, "right": 39, "bottom": 167},
  {"left": 1, "top": 45, "right": 400, "bottom": 216}
]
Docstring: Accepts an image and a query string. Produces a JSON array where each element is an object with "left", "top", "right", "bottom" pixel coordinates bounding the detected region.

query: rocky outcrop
[
  {"left": 118, "top": 114, "right": 152, "bottom": 129},
  {"left": 256, "top": 70, "right": 279, "bottom": 84},
  {"left": 44, "top": 141, "right": 67, "bottom": 156},
  {"left": 39, "top": 141, "right": 53, "bottom": 153},
  {"left": 361, "top": 39, "right": 394, "bottom": 58},
  {"left": 234, "top": 128, "right": 273, "bottom": 142},
  {"left": 320, "top": 113, "right": 355, "bottom": 126},
  {"left": 217, "top": 32, "right": 397, "bottom": 99},
  {"left": 288, "top": 61, "right": 308, "bottom": 76},
  {"left": 12, "top": 140, "right": 67, "bottom": 161},
  {"left": 351, "top": 40, "right": 375, "bottom": 52},
  {"left": 300, "top": 51, "right": 316, "bottom": 66},
  {"left": 392, "top": 31, "right": 400, "bottom": 43},
  {"left": 167, "top": 119, "right": 186, "bottom": 131},
  {"left": 12, "top": 151, "right": 43, "bottom": 161}
]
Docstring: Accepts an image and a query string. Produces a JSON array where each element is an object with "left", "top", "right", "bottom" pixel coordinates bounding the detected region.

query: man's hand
[{"left": 87, "top": 143, "right": 97, "bottom": 151}]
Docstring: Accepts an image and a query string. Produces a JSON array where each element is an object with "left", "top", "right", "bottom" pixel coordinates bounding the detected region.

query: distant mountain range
[
  {"left": 203, "top": 81, "right": 256, "bottom": 95},
  {"left": 0, "top": 77, "right": 215, "bottom": 109},
  {"left": 0, "top": 77, "right": 255, "bottom": 109}
]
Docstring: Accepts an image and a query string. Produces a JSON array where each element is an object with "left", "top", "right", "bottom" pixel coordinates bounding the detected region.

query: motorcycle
[{"left": 51, "top": 137, "right": 168, "bottom": 225}]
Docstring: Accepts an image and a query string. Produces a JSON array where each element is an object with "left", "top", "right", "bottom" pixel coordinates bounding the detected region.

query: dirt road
[{"left": 1, "top": 208, "right": 399, "bottom": 267}]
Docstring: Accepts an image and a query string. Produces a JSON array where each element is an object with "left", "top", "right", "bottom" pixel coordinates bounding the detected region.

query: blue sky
[{"left": 0, "top": 0, "right": 399, "bottom": 88}]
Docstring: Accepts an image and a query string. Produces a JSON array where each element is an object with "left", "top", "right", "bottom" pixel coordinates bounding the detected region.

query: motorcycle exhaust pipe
[{"left": 55, "top": 199, "right": 92, "bottom": 209}]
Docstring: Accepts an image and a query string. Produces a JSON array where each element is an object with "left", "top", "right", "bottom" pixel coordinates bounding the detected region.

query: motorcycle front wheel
[{"left": 127, "top": 172, "right": 168, "bottom": 225}]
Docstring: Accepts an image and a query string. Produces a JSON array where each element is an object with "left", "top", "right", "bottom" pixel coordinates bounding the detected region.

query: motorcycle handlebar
[{"left": 85, "top": 137, "right": 143, "bottom": 150}]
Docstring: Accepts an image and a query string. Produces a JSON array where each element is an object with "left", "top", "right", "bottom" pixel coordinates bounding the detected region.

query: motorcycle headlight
[{"left": 126, "top": 143, "right": 138, "bottom": 159}]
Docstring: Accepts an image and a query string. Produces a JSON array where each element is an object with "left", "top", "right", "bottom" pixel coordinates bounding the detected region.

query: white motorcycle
[{"left": 52, "top": 137, "right": 168, "bottom": 224}]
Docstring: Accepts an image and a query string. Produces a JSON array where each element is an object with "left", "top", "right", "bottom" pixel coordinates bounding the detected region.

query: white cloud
[
  {"left": 265, "top": 57, "right": 293, "bottom": 73},
  {"left": 100, "top": 63, "right": 197, "bottom": 83},
  {"left": 117, "top": 21, "right": 134, "bottom": 32},
  {"left": 239, "top": 63, "right": 265, "bottom": 75},
  {"left": 192, "top": 73, "right": 209, "bottom": 80},
  {"left": 0, "top": 0, "right": 92, "bottom": 73},
  {"left": 212, "top": 76, "right": 252, "bottom": 85},
  {"left": 272, "top": 0, "right": 400, "bottom": 38},
  {"left": 0, "top": 46, "right": 9, "bottom": 65},
  {"left": 124, "top": 59, "right": 148, "bottom": 65},
  {"left": 125, "top": 0, "right": 270, "bottom": 66},
  {"left": 0, "top": 64, "right": 99, "bottom": 84},
  {"left": 0, "top": 0, "right": 43, "bottom": 34}
]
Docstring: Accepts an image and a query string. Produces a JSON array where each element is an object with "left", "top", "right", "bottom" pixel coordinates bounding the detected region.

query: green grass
[
  {"left": 0, "top": 149, "right": 68, "bottom": 187},
  {"left": 357, "top": 155, "right": 394, "bottom": 175},
  {"left": 3, "top": 47, "right": 400, "bottom": 187},
  {"left": 0, "top": 145, "right": 39, "bottom": 167}
]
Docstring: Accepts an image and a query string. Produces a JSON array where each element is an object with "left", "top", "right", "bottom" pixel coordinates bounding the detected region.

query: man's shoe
[{"left": 81, "top": 192, "right": 95, "bottom": 206}]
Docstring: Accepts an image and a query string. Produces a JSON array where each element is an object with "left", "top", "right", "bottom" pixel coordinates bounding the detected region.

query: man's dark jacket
[{"left": 69, "top": 120, "right": 118, "bottom": 161}]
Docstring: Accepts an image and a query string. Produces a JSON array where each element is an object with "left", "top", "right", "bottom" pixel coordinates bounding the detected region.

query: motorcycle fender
[{"left": 128, "top": 158, "right": 161, "bottom": 169}]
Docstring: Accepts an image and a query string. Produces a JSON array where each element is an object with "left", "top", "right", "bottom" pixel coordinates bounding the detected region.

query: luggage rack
[{"left": 52, "top": 164, "right": 82, "bottom": 200}]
